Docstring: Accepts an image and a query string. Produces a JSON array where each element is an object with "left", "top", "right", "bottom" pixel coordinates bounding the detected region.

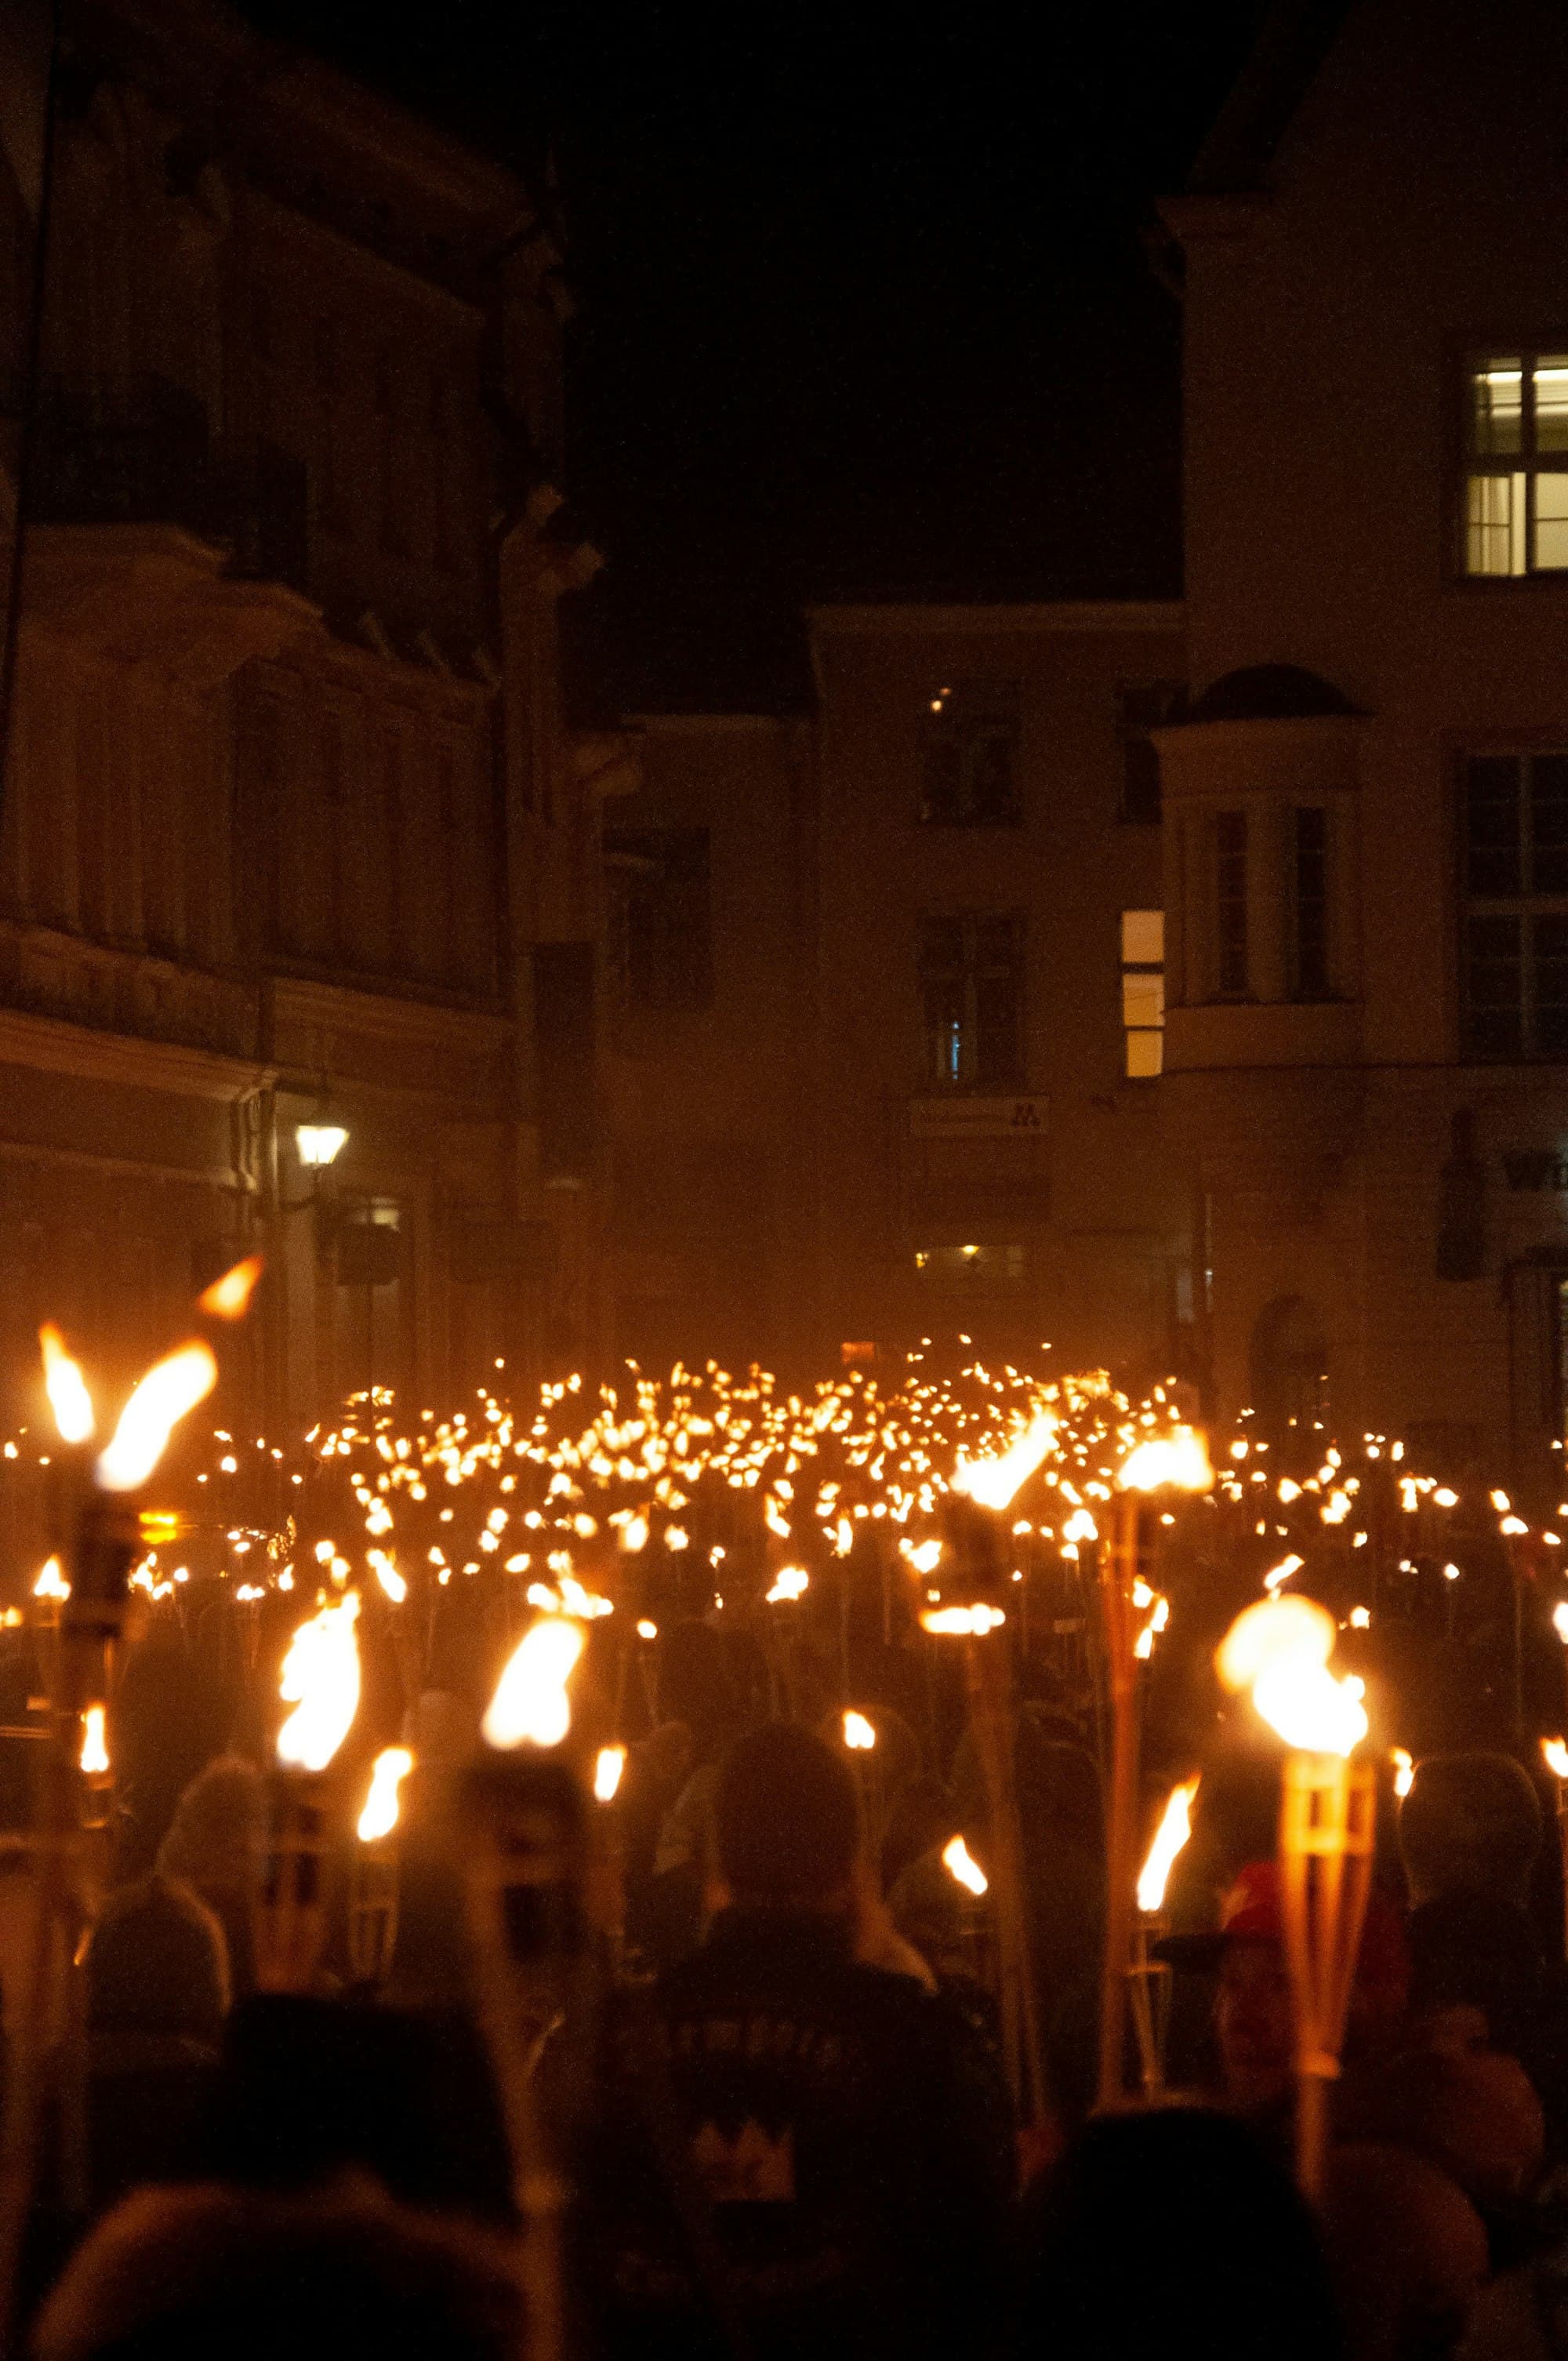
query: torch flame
[
  {"left": 920, "top": 1604, "right": 1006, "bottom": 1636},
  {"left": 593, "top": 1744, "right": 626, "bottom": 1802},
  {"left": 482, "top": 1617, "right": 584, "bottom": 1750},
  {"left": 276, "top": 1592, "right": 361, "bottom": 1772},
  {"left": 952, "top": 1411, "right": 1057, "bottom": 1511},
  {"left": 843, "top": 1709, "right": 877, "bottom": 1751},
  {"left": 33, "top": 1556, "right": 70, "bottom": 1602},
  {"left": 96, "top": 1342, "right": 218, "bottom": 1493},
  {"left": 942, "top": 1834, "right": 989, "bottom": 1896},
  {"left": 1544, "top": 1737, "right": 1568, "bottom": 1782},
  {"left": 357, "top": 1745, "right": 413, "bottom": 1841},
  {"left": 766, "top": 1566, "right": 809, "bottom": 1603},
  {"left": 197, "top": 1255, "right": 264, "bottom": 1320},
  {"left": 1137, "top": 1775, "right": 1199, "bottom": 1913},
  {"left": 39, "top": 1324, "right": 95, "bottom": 1445},
  {"left": 1391, "top": 1745, "right": 1416, "bottom": 1797},
  {"left": 1215, "top": 1594, "right": 1368, "bottom": 1756},
  {"left": 78, "top": 1705, "right": 108, "bottom": 1778},
  {"left": 1118, "top": 1426, "right": 1214, "bottom": 1494}
]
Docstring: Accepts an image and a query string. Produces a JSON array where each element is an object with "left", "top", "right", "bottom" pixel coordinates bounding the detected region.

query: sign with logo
[{"left": 909, "top": 1096, "right": 1047, "bottom": 1139}]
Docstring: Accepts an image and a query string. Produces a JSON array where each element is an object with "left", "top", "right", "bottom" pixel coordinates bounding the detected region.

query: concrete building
[
  {"left": 604, "top": 605, "right": 1191, "bottom": 1383},
  {"left": 0, "top": 0, "right": 604, "bottom": 1436},
  {"left": 1157, "top": 0, "right": 1568, "bottom": 1480}
]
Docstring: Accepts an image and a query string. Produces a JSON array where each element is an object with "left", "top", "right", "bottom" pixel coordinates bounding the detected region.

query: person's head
[
  {"left": 713, "top": 1723, "right": 859, "bottom": 1911},
  {"left": 87, "top": 1874, "right": 229, "bottom": 2043},
  {"left": 32, "top": 2178, "right": 524, "bottom": 2361},
  {"left": 158, "top": 1756, "right": 265, "bottom": 1897},
  {"left": 1399, "top": 1753, "right": 1542, "bottom": 1908},
  {"left": 1016, "top": 2107, "right": 1341, "bottom": 2361}
]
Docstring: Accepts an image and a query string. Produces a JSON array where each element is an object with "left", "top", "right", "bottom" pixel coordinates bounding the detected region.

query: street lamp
[{"left": 295, "top": 1120, "right": 348, "bottom": 1171}]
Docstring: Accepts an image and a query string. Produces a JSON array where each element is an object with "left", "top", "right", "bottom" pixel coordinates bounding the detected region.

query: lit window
[
  {"left": 920, "top": 682, "right": 1021, "bottom": 825},
  {"left": 918, "top": 914, "right": 1025, "bottom": 1088},
  {"left": 1121, "top": 910, "right": 1164, "bottom": 1077},
  {"left": 1464, "top": 354, "right": 1568, "bottom": 576},
  {"left": 1462, "top": 751, "right": 1568, "bottom": 1056},
  {"left": 912, "top": 1244, "right": 1028, "bottom": 1289}
]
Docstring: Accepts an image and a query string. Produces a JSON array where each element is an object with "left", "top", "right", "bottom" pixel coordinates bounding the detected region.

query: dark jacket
[{"left": 575, "top": 1907, "right": 1016, "bottom": 2361}]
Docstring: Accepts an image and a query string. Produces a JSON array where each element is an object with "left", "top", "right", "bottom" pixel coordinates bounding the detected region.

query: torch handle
[{"left": 1096, "top": 1494, "right": 1142, "bottom": 2113}]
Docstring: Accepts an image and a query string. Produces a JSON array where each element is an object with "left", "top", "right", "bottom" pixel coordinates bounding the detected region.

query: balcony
[{"left": 31, "top": 376, "right": 308, "bottom": 592}]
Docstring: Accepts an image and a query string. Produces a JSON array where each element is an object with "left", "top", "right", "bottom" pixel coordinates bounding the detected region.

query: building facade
[
  {"left": 603, "top": 606, "right": 1192, "bottom": 1384},
  {"left": 0, "top": 0, "right": 605, "bottom": 1437},
  {"left": 1159, "top": 0, "right": 1568, "bottom": 1480}
]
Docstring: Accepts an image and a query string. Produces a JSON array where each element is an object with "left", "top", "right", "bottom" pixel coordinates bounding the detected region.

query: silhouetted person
[
  {"left": 1015, "top": 2105, "right": 1341, "bottom": 2361},
  {"left": 157, "top": 1756, "right": 265, "bottom": 2003},
  {"left": 85, "top": 1872, "right": 228, "bottom": 2210},
  {"left": 32, "top": 2178, "right": 524, "bottom": 2361},
  {"left": 578, "top": 1720, "right": 1015, "bottom": 2361}
]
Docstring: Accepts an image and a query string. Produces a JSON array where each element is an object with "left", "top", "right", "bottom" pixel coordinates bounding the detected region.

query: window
[
  {"left": 1115, "top": 681, "right": 1185, "bottom": 823},
  {"left": 918, "top": 913, "right": 1025, "bottom": 1088},
  {"left": 1120, "top": 910, "right": 1164, "bottom": 1077},
  {"left": 1462, "top": 751, "right": 1568, "bottom": 1057},
  {"left": 1464, "top": 353, "right": 1568, "bottom": 576},
  {"left": 913, "top": 1243, "right": 1028, "bottom": 1290},
  {"left": 920, "top": 681, "right": 1020, "bottom": 825},
  {"left": 1292, "top": 807, "right": 1331, "bottom": 999},
  {"left": 1214, "top": 811, "right": 1250, "bottom": 997},
  {"left": 604, "top": 830, "right": 713, "bottom": 1012}
]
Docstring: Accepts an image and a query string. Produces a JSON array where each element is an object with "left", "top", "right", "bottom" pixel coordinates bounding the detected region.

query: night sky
[{"left": 236, "top": 2, "right": 1270, "bottom": 708}]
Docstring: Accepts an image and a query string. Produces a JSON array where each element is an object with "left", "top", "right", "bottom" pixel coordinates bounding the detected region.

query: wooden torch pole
[{"left": 1096, "top": 1490, "right": 1141, "bottom": 2113}]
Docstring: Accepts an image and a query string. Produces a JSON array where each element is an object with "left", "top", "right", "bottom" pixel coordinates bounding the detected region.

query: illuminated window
[
  {"left": 1120, "top": 910, "right": 1164, "bottom": 1078},
  {"left": 913, "top": 1244, "right": 1027, "bottom": 1289},
  {"left": 918, "top": 913, "right": 1025, "bottom": 1088},
  {"left": 1214, "top": 812, "right": 1250, "bottom": 998},
  {"left": 1464, "top": 353, "right": 1568, "bottom": 576},
  {"left": 920, "top": 681, "right": 1020, "bottom": 825},
  {"left": 1462, "top": 752, "right": 1568, "bottom": 1056}
]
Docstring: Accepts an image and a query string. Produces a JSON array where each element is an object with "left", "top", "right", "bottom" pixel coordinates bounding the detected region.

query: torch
[
  {"left": 1541, "top": 1738, "right": 1568, "bottom": 1963},
  {"left": 257, "top": 1592, "right": 361, "bottom": 1993},
  {"left": 840, "top": 1709, "right": 886, "bottom": 1868},
  {"left": 461, "top": 1615, "right": 589, "bottom": 2361},
  {"left": 1097, "top": 1426, "right": 1212, "bottom": 2110},
  {"left": 1128, "top": 1774, "right": 1198, "bottom": 2096},
  {"left": 347, "top": 1744, "right": 413, "bottom": 1989},
  {"left": 1217, "top": 1594, "right": 1372, "bottom": 2202}
]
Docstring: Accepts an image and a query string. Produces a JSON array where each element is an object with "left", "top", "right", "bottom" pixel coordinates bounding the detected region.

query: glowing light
[
  {"left": 482, "top": 1618, "right": 584, "bottom": 1749},
  {"left": 766, "top": 1567, "right": 809, "bottom": 1602},
  {"left": 1264, "top": 1555, "right": 1305, "bottom": 1593},
  {"left": 1554, "top": 1603, "right": 1568, "bottom": 1645},
  {"left": 1137, "top": 1775, "right": 1199, "bottom": 1913},
  {"left": 1545, "top": 1738, "right": 1568, "bottom": 1782},
  {"left": 1118, "top": 1426, "right": 1214, "bottom": 1494},
  {"left": 942, "top": 1835, "right": 988, "bottom": 1896},
  {"left": 1391, "top": 1746, "right": 1415, "bottom": 1798},
  {"left": 843, "top": 1709, "right": 877, "bottom": 1750},
  {"left": 369, "top": 1551, "right": 406, "bottom": 1603},
  {"left": 276, "top": 1593, "right": 362, "bottom": 1772},
  {"left": 593, "top": 1744, "right": 626, "bottom": 1802},
  {"left": 952, "top": 1411, "right": 1058, "bottom": 1511},
  {"left": 78, "top": 1705, "right": 108, "bottom": 1778},
  {"left": 1348, "top": 1605, "right": 1370, "bottom": 1629},
  {"left": 39, "top": 1325, "right": 95, "bottom": 1445},
  {"left": 906, "top": 1538, "right": 942, "bottom": 1575},
  {"left": 920, "top": 1604, "right": 1005, "bottom": 1636},
  {"left": 636, "top": 1618, "right": 659, "bottom": 1640},
  {"left": 33, "top": 1558, "right": 69, "bottom": 1601},
  {"left": 198, "top": 1255, "right": 264, "bottom": 1320},
  {"left": 357, "top": 1745, "right": 413, "bottom": 1840},
  {"left": 1501, "top": 1515, "right": 1529, "bottom": 1537},
  {"left": 1216, "top": 1594, "right": 1368, "bottom": 1756},
  {"left": 296, "top": 1124, "right": 348, "bottom": 1169},
  {"left": 621, "top": 1515, "right": 649, "bottom": 1553},
  {"left": 96, "top": 1342, "right": 218, "bottom": 1492}
]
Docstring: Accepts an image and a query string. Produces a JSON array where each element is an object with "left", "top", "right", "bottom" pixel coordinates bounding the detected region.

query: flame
[
  {"left": 593, "top": 1744, "right": 626, "bottom": 1802},
  {"left": 620, "top": 1514, "right": 649, "bottom": 1553},
  {"left": 766, "top": 1566, "right": 809, "bottom": 1602},
  {"left": 78, "top": 1705, "right": 108, "bottom": 1778},
  {"left": 33, "top": 1556, "right": 70, "bottom": 1601},
  {"left": 1544, "top": 1737, "right": 1568, "bottom": 1782},
  {"left": 1137, "top": 1775, "right": 1199, "bottom": 1913},
  {"left": 942, "top": 1834, "right": 989, "bottom": 1896},
  {"left": 357, "top": 1745, "right": 413, "bottom": 1840},
  {"left": 952, "top": 1411, "right": 1057, "bottom": 1510},
  {"left": 198, "top": 1255, "right": 263, "bottom": 1320},
  {"left": 1391, "top": 1745, "right": 1415, "bottom": 1797},
  {"left": 1215, "top": 1594, "right": 1368, "bottom": 1756},
  {"left": 96, "top": 1342, "right": 218, "bottom": 1492},
  {"left": 1555, "top": 1603, "right": 1568, "bottom": 1646},
  {"left": 276, "top": 1593, "right": 362, "bottom": 1771},
  {"left": 39, "top": 1325, "right": 95, "bottom": 1445},
  {"left": 843, "top": 1709, "right": 877, "bottom": 1751},
  {"left": 920, "top": 1604, "right": 1006, "bottom": 1636},
  {"left": 482, "top": 1617, "right": 584, "bottom": 1749},
  {"left": 1118, "top": 1426, "right": 1214, "bottom": 1494},
  {"left": 906, "top": 1538, "right": 942, "bottom": 1575}
]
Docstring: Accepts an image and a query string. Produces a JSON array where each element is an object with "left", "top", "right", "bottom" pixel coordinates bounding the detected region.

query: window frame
[
  {"left": 1457, "top": 746, "right": 1568, "bottom": 1062},
  {"left": 1459, "top": 345, "right": 1568, "bottom": 583},
  {"left": 918, "top": 680, "right": 1023, "bottom": 828},
  {"left": 916, "top": 910, "right": 1027, "bottom": 1092}
]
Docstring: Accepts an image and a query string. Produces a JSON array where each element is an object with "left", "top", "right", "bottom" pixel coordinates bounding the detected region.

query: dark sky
[{"left": 236, "top": 2, "right": 1269, "bottom": 707}]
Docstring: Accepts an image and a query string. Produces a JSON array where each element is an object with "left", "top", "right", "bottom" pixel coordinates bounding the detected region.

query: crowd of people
[{"left": 7, "top": 1609, "right": 1568, "bottom": 2361}]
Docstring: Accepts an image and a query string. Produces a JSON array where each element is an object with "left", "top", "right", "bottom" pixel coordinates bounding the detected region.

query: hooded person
[{"left": 573, "top": 1720, "right": 1016, "bottom": 2361}]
